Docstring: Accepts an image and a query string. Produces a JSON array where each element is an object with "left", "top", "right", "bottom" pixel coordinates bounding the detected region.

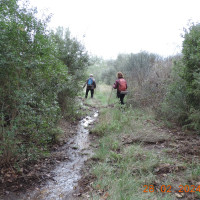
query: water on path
[{"left": 15, "top": 111, "right": 98, "bottom": 200}]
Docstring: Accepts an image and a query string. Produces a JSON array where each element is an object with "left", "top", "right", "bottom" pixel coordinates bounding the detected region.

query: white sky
[{"left": 28, "top": 0, "right": 200, "bottom": 59}]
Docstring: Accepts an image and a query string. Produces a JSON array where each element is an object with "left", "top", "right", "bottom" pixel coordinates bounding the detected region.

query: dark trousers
[
  {"left": 117, "top": 92, "right": 125, "bottom": 104},
  {"left": 85, "top": 88, "right": 94, "bottom": 98}
]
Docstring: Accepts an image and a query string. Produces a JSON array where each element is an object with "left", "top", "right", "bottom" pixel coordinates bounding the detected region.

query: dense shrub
[
  {"left": 0, "top": 0, "right": 89, "bottom": 165},
  {"left": 135, "top": 56, "right": 183, "bottom": 107},
  {"left": 158, "top": 60, "right": 189, "bottom": 125},
  {"left": 101, "top": 66, "right": 116, "bottom": 85},
  {"left": 51, "top": 27, "right": 90, "bottom": 117},
  {"left": 182, "top": 23, "right": 200, "bottom": 108},
  {"left": 159, "top": 23, "right": 200, "bottom": 131}
]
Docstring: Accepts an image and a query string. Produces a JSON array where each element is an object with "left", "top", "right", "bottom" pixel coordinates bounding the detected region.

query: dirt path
[{"left": 1, "top": 108, "right": 99, "bottom": 200}]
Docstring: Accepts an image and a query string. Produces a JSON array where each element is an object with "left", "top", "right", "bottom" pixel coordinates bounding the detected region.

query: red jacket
[{"left": 113, "top": 78, "right": 127, "bottom": 92}]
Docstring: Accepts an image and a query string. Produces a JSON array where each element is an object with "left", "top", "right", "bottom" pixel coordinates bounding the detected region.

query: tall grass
[
  {"left": 90, "top": 106, "right": 177, "bottom": 200},
  {"left": 86, "top": 84, "right": 200, "bottom": 199}
]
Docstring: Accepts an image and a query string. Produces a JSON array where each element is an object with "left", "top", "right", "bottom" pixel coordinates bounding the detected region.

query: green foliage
[
  {"left": 101, "top": 66, "right": 116, "bottom": 85},
  {"left": 159, "top": 23, "right": 200, "bottom": 132},
  {"left": 159, "top": 60, "right": 189, "bottom": 125},
  {"left": 182, "top": 23, "right": 200, "bottom": 108},
  {"left": 0, "top": 0, "right": 89, "bottom": 165},
  {"left": 86, "top": 57, "right": 116, "bottom": 86},
  {"left": 51, "top": 27, "right": 90, "bottom": 117}
]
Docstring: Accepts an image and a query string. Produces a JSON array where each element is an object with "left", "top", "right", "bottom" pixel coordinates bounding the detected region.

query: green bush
[
  {"left": 182, "top": 23, "right": 200, "bottom": 108},
  {"left": 159, "top": 60, "right": 189, "bottom": 125},
  {"left": 0, "top": 0, "right": 89, "bottom": 165},
  {"left": 159, "top": 23, "right": 200, "bottom": 132},
  {"left": 51, "top": 27, "right": 90, "bottom": 118}
]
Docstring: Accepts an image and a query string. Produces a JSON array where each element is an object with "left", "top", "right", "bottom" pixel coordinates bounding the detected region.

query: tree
[
  {"left": 51, "top": 27, "right": 90, "bottom": 115},
  {"left": 0, "top": 0, "right": 90, "bottom": 165},
  {"left": 182, "top": 23, "right": 200, "bottom": 108}
]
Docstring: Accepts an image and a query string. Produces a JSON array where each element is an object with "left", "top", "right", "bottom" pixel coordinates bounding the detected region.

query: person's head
[
  {"left": 117, "top": 72, "right": 124, "bottom": 79},
  {"left": 90, "top": 74, "right": 93, "bottom": 77}
]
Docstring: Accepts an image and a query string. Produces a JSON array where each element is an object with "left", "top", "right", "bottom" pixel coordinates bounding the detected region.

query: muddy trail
[
  {"left": 1, "top": 99, "right": 200, "bottom": 200},
  {"left": 1, "top": 109, "right": 99, "bottom": 200}
]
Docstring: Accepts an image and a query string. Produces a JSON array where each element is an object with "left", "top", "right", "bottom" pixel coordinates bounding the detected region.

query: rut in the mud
[{"left": 3, "top": 111, "right": 98, "bottom": 200}]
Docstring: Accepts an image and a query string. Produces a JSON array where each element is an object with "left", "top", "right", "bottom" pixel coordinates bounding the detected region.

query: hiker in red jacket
[
  {"left": 113, "top": 72, "right": 127, "bottom": 105},
  {"left": 83, "top": 74, "right": 96, "bottom": 98}
]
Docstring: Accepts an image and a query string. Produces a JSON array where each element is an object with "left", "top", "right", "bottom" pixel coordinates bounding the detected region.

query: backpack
[
  {"left": 118, "top": 79, "right": 126, "bottom": 91},
  {"left": 87, "top": 78, "right": 93, "bottom": 86}
]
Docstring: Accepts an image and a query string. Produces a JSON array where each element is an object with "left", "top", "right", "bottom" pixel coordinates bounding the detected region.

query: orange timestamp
[{"left": 143, "top": 185, "right": 200, "bottom": 193}]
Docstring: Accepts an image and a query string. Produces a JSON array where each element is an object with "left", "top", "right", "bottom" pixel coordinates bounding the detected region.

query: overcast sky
[{"left": 28, "top": 0, "right": 200, "bottom": 59}]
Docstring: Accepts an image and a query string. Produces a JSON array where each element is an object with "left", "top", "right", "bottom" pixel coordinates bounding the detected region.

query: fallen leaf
[
  {"left": 5, "top": 173, "right": 11, "bottom": 177},
  {"left": 175, "top": 193, "right": 183, "bottom": 198},
  {"left": 89, "top": 181, "right": 93, "bottom": 186},
  {"left": 163, "top": 174, "right": 167, "bottom": 177},
  {"left": 19, "top": 168, "right": 23, "bottom": 173},
  {"left": 96, "top": 184, "right": 101, "bottom": 189},
  {"left": 103, "top": 192, "right": 109, "bottom": 199},
  {"left": 73, "top": 193, "right": 81, "bottom": 196}
]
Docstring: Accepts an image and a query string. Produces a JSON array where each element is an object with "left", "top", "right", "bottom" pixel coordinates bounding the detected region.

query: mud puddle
[{"left": 9, "top": 111, "right": 98, "bottom": 200}]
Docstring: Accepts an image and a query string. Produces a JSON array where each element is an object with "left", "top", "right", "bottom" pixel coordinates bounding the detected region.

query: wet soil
[{"left": 0, "top": 110, "right": 99, "bottom": 200}]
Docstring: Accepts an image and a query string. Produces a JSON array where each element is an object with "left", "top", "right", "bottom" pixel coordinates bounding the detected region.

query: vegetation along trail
[
  {"left": 2, "top": 103, "right": 99, "bottom": 200},
  {"left": 23, "top": 109, "right": 99, "bottom": 200},
  {"left": 1, "top": 1, "right": 200, "bottom": 200}
]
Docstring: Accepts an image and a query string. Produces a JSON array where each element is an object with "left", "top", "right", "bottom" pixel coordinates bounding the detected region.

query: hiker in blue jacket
[{"left": 83, "top": 74, "right": 96, "bottom": 98}]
